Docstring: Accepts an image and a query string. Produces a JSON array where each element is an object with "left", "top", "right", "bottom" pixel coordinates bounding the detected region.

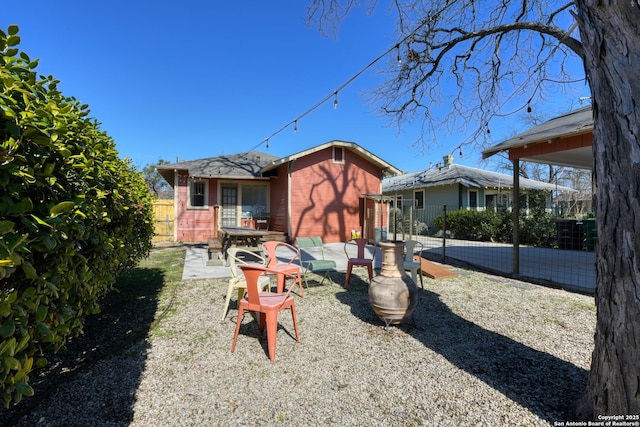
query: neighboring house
[
  {"left": 157, "top": 140, "right": 402, "bottom": 244},
  {"left": 382, "top": 154, "right": 574, "bottom": 231}
]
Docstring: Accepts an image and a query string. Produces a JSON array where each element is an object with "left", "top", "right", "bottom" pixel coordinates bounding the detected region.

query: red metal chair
[
  {"left": 231, "top": 265, "right": 300, "bottom": 362},
  {"left": 261, "top": 241, "right": 304, "bottom": 297},
  {"left": 344, "top": 238, "right": 376, "bottom": 288}
]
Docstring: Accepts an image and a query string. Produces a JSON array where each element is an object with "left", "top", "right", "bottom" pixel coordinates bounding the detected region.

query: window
[
  {"left": 395, "top": 195, "right": 403, "bottom": 209},
  {"left": 469, "top": 191, "right": 478, "bottom": 209},
  {"left": 333, "top": 146, "right": 344, "bottom": 163},
  {"left": 189, "top": 180, "right": 207, "bottom": 208},
  {"left": 414, "top": 190, "right": 424, "bottom": 210},
  {"left": 241, "top": 185, "right": 268, "bottom": 216},
  {"left": 486, "top": 193, "right": 509, "bottom": 211}
]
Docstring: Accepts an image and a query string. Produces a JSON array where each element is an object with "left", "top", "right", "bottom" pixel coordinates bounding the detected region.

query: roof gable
[{"left": 260, "top": 140, "right": 402, "bottom": 176}]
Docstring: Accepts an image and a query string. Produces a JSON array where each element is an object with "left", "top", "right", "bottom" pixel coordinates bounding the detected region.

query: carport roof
[{"left": 482, "top": 106, "right": 593, "bottom": 169}]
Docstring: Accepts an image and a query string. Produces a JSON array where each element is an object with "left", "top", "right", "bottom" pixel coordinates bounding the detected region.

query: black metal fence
[{"left": 387, "top": 204, "right": 596, "bottom": 295}]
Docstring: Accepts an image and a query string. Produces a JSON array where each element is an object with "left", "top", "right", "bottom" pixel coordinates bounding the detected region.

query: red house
[{"left": 157, "top": 140, "right": 402, "bottom": 244}]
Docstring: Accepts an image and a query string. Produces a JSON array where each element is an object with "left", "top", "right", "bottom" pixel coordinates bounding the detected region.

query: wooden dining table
[{"left": 219, "top": 227, "right": 269, "bottom": 259}]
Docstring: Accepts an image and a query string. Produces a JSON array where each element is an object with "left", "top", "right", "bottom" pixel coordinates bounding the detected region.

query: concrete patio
[{"left": 181, "top": 237, "right": 596, "bottom": 294}]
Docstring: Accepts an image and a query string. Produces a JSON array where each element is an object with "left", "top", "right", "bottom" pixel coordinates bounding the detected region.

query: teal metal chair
[{"left": 296, "top": 236, "right": 337, "bottom": 287}]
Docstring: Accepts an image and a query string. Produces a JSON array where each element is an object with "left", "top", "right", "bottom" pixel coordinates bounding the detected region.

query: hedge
[
  {"left": 0, "top": 25, "right": 154, "bottom": 407},
  {"left": 434, "top": 209, "right": 558, "bottom": 247}
]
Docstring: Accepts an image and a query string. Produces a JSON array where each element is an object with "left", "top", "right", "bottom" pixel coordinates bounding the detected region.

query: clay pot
[{"left": 368, "top": 240, "right": 417, "bottom": 325}]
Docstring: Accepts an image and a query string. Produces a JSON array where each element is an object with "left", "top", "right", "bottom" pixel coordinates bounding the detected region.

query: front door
[{"left": 221, "top": 185, "right": 238, "bottom": 227}]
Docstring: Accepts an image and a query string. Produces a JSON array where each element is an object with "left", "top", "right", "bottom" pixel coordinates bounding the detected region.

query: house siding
[
  {"left": 391, "top": 184, "right": 464, "bottom": 211},
  {"left": 163, "top": 142, "right": 398, "bottom": 244},
  {"left": 175, "top": 172, "right": 217, "bottom": 242},
  {"left": 287, "top": 147, "right": 382, "bottom": 243},
  {"left": 268, "top": 166, "right": 289, "bottom": 237}
]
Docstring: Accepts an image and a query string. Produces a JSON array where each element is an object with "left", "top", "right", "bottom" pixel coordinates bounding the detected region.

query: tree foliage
[
  {"left": 0, "top": 26, "right": 154, "bottom": 407},
  {"left": 142, "top": 159, "right": 171, "bottom": 198}
]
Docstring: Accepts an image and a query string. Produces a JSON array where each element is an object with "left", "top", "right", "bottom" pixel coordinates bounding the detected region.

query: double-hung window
[{"left": 190, "top": 180, "right": 207, "bottom": 208}]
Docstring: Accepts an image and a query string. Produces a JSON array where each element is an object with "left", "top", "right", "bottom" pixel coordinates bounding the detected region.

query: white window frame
[
  {"left": 485, "top": 192, "right": 510, "bottom": 211},
  {"left": 333, "top": 146, "right": 345, "bottom": 164},
  {"left": 394, "top": 195, "right": 403, "bottom": 209}
]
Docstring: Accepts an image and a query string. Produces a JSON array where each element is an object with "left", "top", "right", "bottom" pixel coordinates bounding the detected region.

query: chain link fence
[{"left": 389, "top": 204, "right": 596, "bottom": 295}]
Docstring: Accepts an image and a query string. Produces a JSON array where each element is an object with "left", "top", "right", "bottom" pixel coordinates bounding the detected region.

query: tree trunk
[{"left": 574, "top": 0, "right": 640, "bottom": 418}]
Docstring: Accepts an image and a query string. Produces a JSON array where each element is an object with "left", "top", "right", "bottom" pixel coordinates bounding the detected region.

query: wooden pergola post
[{"left": 512, "top": 159, "right": 520, "bottom": 275}]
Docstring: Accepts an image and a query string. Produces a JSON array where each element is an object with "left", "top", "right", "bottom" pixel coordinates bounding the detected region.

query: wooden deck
[{"left": 416, "top": 256, "right": 458, "bottom": 279}]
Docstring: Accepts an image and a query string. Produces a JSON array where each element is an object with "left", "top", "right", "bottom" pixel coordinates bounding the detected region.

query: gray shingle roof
[
  {"left": 157, "top": 151, "right": 279, "bottom": 182},
  {"left": 382, "top": 163, "right": 574, "bottom": 192}
]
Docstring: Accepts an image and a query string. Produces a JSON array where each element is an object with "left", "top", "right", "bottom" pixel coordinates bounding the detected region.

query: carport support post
[
  {"left": 442, "top": 204, "right": 447, "bottom": 262},
  {"left": 512, "top": 159, "right": 520, "bottom": 275}
]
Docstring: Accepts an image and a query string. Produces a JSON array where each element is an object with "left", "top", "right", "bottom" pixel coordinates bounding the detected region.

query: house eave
[
  {"left": 261, "top": 140, "right": 403, "bottom": 176},
  {"left": 189, "top": 174, "right": 270, "bottom": 181}
]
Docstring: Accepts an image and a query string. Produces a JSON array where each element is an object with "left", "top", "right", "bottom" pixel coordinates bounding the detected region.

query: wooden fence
[{"left": 152, "top": 199, "right": 174, "bottom": 243}]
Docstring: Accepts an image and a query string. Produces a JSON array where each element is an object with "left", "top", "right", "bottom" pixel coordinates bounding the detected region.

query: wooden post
[
  {"left": 213, "top": 205, "right": 220, "bottom": 238},
  {"left": 512, "top": 159, "right": 520, "bottom": 275},
  {"left": 442, "top": 204, "right": 447, "bottom": 262}
]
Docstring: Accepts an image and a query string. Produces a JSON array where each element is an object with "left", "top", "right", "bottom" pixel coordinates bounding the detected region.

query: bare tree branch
[{"left": 308, "top": 1, "right": 585, "bottom": 153}]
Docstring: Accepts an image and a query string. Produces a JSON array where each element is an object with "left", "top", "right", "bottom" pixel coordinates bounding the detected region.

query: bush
[
  {"left": 433, "top": 209, "right": 557, "bottom": 247},
  {"left": 520, "top": 212, "right": 557, "bottom": 247},
  {"left": 434, "top": 209, "right": 505, "bottom": 241},
  {"left": 0, "top": 26, "right": 154, "bottom": 407}
]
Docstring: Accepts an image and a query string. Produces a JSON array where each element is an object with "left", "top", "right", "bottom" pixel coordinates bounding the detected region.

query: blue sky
[{"left": 2, "top": 1, "right": 588, "bottom": 173}]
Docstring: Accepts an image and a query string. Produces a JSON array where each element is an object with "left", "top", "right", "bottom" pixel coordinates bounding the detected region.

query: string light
[
  {"left": 242, "top": 18, "right": 432, "bottom": 154},
  {"left": 244, "top": 17, "right": 580, "bottom": 156}
]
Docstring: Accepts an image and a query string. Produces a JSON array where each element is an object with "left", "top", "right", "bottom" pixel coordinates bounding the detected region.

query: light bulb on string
[
  {"left": 333, "top": 91, "right": 339, "bottom": 109},
  {"left": 294, "top": 120, "right": 298, "bottom": 133},
  {"left": 265, "top": 139, "right": 269, "bottom": 149},
  {"left": 486, "top": 123, "right": 491, "bottom": 134},
  {"left": 396, "top": 45, "right": 402, "bottom": 65},
  {"left": 459, "top": 148, "right": 462, "bottom": 157}
]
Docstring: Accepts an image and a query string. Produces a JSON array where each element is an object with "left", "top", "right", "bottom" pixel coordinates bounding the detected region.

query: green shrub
[
  {"left": 433, "top": 208, "right": 557, "bottom": 247},
  {"left": 434, "top": 209, "right": 504, "bottom": 241},
  {"left": 0, "top": 25, "right": 154, "bottom": 407},
  {"left": 520, "top": 212, "right": 557, "bottom": 247}
]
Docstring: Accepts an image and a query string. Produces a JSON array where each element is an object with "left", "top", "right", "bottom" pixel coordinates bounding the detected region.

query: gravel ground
[{"left": 1, "top": 246, "right": 596, "bottom": 426}]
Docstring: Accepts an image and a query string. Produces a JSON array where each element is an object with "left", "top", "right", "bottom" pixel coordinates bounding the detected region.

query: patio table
[{"left": 219, "top": 227, "right": 268, "bottom": 259}]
